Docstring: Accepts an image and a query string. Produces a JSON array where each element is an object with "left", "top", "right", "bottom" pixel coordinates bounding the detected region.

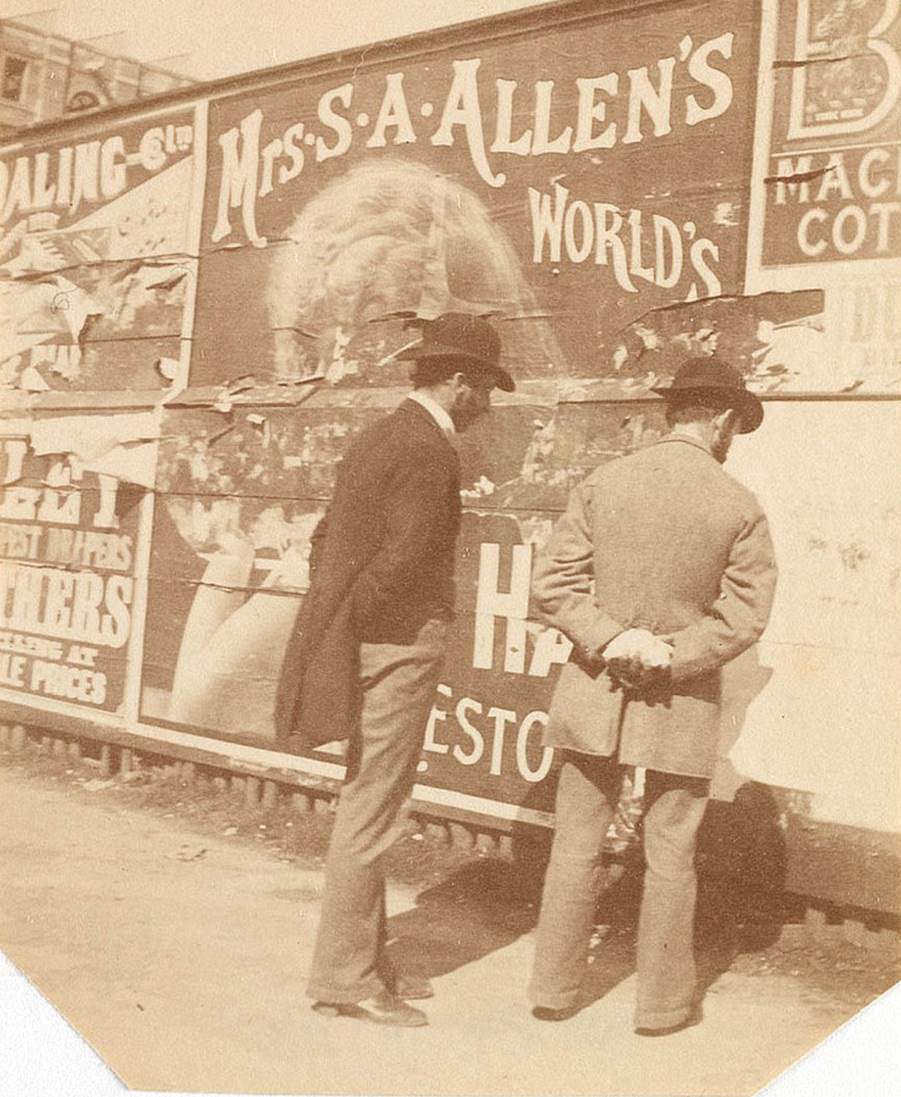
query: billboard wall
[{"left": 0, "top": 1, "right": 898, "bottom": 840}]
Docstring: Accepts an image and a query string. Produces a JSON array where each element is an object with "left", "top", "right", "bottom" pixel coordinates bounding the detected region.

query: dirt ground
[{"left": 1, "top": 743, "right": 898, "bottom": 1096}]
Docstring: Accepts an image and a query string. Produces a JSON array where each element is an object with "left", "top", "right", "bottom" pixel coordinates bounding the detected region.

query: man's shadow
[
  {"left": 383, "top": 835, "right": 546, "bottom": 981},
  {"left": 688, "top": 646, "right": 789, "bottom": 999},
  {"left": 693, "top": 780, "right": 794, "bottom": 1000}
]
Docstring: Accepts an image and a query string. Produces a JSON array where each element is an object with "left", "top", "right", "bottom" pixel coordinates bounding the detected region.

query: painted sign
[{"left": 758, "top": 0, "right": 901, "bottom": 268}]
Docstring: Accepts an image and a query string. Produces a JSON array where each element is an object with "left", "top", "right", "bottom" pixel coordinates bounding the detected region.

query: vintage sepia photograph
[{"left": 1, "top": 1, "right": 899, "bottom": 1094}]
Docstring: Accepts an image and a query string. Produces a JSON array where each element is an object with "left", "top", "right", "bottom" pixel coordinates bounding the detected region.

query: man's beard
[{"left": 711, "top": 430, "right": 734, "bottom": 464}]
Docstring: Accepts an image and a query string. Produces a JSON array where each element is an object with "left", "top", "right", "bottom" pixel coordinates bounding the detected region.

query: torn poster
[
  {"left": 28, "top": 412, "right": 160, "bottom": 489},
  {"left": 0, "top": 108, "right": 200, "bottom": 394}
]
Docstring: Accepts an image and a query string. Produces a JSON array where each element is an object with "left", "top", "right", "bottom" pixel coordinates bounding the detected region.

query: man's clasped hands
[{"left": 601, "top": 627, "right": 673, "bottom": 691}]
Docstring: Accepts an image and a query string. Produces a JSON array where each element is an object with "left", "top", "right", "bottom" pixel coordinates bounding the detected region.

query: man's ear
[{"left": 714, "top": 407, "right": 739, "bottom": 434}]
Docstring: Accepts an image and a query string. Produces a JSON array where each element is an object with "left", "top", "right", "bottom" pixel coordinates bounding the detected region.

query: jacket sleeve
[
  {"left": 349, "top": 457, "right": 455, "bottom": 626},
  {"left": 667, "top": 508, "right": 777, "bottom": 683},
  {"left": 531, "top": 479, "right": 623, "bottom": 662}
]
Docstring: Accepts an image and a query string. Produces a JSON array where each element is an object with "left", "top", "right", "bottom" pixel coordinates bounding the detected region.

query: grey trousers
[
  {"left": 529, "top": 750, "right": 709, "bottom": 1030},
  {"left": 306, "top": 619, "right": 447, "bottom": 1004}
]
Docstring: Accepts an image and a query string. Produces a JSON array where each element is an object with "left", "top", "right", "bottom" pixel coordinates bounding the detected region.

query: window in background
[{"left": 1, "top": 54, "right": 29, "bottom": 102}]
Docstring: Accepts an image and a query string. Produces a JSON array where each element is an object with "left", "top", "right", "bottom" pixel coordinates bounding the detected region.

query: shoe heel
[{"left": 312, "top": 1002, "right": 342, "bottom": 1017}]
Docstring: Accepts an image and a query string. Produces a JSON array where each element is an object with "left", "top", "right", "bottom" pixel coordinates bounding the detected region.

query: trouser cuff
[
  {"left": 527, "top": 982, "right": 583, "bottom": 1011},
  {"left": 306, "top": 976, "right": 386, "bottom": 1005},
  {"left": 633, "top": 1001, "right": 692, "bottom": 1030}
]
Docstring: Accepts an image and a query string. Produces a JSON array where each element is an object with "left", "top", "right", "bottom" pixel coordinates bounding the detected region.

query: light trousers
[
  {"left": 529, "top": 750, "right": 709, "bottom": 1030},
  {"left": 306, "top": 620, "right": 446, "bottom": 1004}
]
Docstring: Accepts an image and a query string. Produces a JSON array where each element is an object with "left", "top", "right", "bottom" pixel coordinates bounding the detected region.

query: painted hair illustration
[{"left": 267, "top": 157, "right": 564, "bottom": 380}]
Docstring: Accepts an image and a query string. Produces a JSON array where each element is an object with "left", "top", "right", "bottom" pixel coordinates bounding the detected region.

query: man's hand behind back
[{"left": 602, "top": 628, "right": 673, "bottom": 691}]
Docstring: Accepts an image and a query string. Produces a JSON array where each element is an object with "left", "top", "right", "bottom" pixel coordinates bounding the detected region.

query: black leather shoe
[
  {"left": 392, "top": 975, "right": 434, "bottom": 1001},
  {"left": 312, "top": 991, "right": 428, "bottom": 1027},
  {"left": 532, "top": 1004, "right": 580, "bottom": 1022}
]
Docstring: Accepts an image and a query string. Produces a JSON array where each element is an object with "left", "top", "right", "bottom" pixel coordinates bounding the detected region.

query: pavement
[{"left": 0, "top": 763, "right": 890, "bottom": 1097}]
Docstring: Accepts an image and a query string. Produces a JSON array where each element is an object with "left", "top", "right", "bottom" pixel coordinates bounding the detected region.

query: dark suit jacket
[
  {"left": 532, "top": 435, "right": 778, "bottom": 778},
  {"left": 274, "top": 399, "right": 460, "bottom": 749}
]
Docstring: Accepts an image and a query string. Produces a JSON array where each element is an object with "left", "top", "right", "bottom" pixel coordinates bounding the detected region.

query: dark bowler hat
[
  {"left": 398, "top": 312, "right": 515, "bottom": 392},
  {"left": 652, "top": 357, "right": 763, "bottom": 433}
]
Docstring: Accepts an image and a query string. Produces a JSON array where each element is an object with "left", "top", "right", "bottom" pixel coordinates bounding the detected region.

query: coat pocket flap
[{"left": 546, "top": 660, "right": 622, "bottom": 757}]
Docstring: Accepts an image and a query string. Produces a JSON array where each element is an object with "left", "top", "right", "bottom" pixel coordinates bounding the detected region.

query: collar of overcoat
[
  {"left": 398, "top": 395, "right": 459, "bottom": 451},
  {"left": 653, "top": 433, "right": 717, "bottom": 460}
]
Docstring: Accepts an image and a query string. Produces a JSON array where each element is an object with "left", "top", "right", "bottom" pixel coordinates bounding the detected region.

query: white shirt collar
[{"left": 406, "top": 390, "right": 456, "bottom": 437}]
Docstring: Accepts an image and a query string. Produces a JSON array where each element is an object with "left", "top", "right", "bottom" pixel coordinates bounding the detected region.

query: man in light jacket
[{"left": 528, "top": 357, "right": 777, "bottom": 1035}]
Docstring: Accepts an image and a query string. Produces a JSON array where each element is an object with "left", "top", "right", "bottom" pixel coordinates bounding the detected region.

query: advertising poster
[
  {"left": 187, "top": 1, "right": 761, "bottom": 392},
  {"left": 140, "top": 0, "right": 763, "bottom": 818},
  {"left": 0, "top": 107, "right": 200, "bottom": 394},
  {"left": 745, "top": 0, "right": 901, "bottom": 392},
  {"left": 0, "top": 413, "right": 152, "bottom": 716}
]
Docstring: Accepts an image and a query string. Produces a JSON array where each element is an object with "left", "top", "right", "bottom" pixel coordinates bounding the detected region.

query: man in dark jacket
[
  {"left": 284, "top": 313, "right": 513, "bottom": 1027},
  {"left": 528, "top": 358, "right": 777, "bottom": 1035}
]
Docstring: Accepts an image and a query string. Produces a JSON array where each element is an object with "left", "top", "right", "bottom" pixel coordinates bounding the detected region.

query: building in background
[{"left": 0, "top": 17, "right": 194, "bottom": 135}]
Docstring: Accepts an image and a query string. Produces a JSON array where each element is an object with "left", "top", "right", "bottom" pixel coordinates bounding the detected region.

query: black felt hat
[
  {"left": 398, "top": 312, "right": 515, "bottom": 392},
  {"left": 652, "top": 357, "right": 763, "bottom": 433}
]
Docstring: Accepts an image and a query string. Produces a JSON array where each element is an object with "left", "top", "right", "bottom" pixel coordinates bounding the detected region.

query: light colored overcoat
[{"left": 532, "top": 434, "right": 777, "bottom": 778}]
